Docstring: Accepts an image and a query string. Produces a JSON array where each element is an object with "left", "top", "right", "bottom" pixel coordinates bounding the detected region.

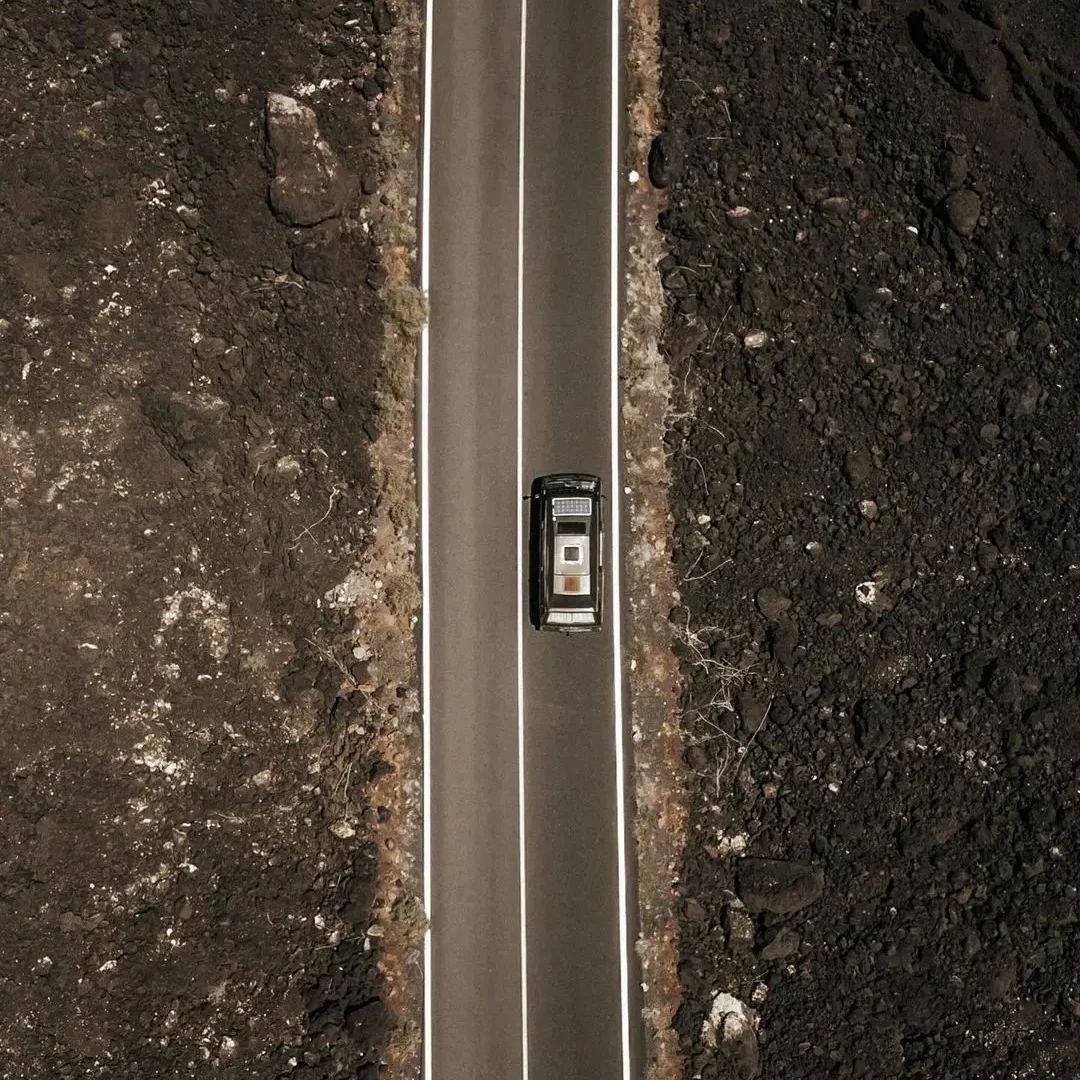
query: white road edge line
[
  {"left": 516, "top": 0, "right": 530, "bottom": 1075},
  {"left": 419, "top": 0, "right": 433, "bottom": 1073},
  {"left": 610, "top": 0, "right": 632, "bottom": 1077}
]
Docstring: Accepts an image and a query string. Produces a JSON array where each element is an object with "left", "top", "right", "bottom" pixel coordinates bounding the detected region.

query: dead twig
[
  {"left": 731, "top": 700, "right": 772, "bottom": 786},
  {"left": 684, "top": 555, "right": 732, "bottom": 584},
  {"left": 303, "top": 634, "right": 373, "bottom": 700},
  {"left": 677, "top": 448, "right": 710, "bottom": 496},
  {"left": 333, "top": 760, "right": 354, "bottom": 804},
  {"left": 289, "top": 484, "right": 345, "bottom": 551},
  {"left": 243, "top": 275, "right": 305, "bottom": 295},
  {"left": 708, "top": 304, "right": 733, "bottom": 352},
  {"left": 682, "top": 694, "right": 770, "bottom": 797},
  {"left": 680, "top": 543, "right": 707, "bottom": 582},
  {"left": 678, "top": 76, "right": 708, "bottom": 100},
  {"left": 671, "top": 608, "right": 745, "bottom": 681}
]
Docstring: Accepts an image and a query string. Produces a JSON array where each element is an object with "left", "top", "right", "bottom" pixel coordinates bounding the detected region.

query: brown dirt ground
[
  {"left": 0, "top": 3, "right": 418, "bottom": 1078},
  {"left": 653, "top": 0, "right": 1080, "bottom": 1076}
]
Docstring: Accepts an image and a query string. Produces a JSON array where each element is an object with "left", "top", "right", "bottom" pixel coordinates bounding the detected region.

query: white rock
[
  {"left": 855, "top": 581, "right": 879, "bottom": 607},
  {"left": 702, "top": 992, "right": 756, "bottom": 1049}
]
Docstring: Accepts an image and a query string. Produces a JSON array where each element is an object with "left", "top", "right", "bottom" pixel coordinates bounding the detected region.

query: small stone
[
  {"left": 685, "top": 897, "right": 707, "bottom": 924},
  {"left": 176, "top": 205, "right": 201, "bottom": 229},
  {"left": 755, "top": 587, "right": 790, "bottom": 620},
  {"left": 759, "top": 927, "right": 801, "bottom": 961},
  {"left": 739, "top": 271, "right": 777, "bottom": 315},
  {"left": 366, "top": 262, "right": 386, "bottom": 290},
  {"left": 859, "top": 499, "right": 878, "bottom": 519},
  {"left": 666, "top": 318, "right": 707, "bottom": 361},
  {"left": 855, "top": 580, "right": 892, "bottom": 612},
  {"left": 647, "top": 131, "right": 684, "bottom": 188},
  {"left": 725, "top": 904, "right": 755, "bottom": 955},
  {"left": 768, "top": 619, "right": 798, "bottom": 674},
  {"left": 843, "top": 447, "right": 873, "bottom": 486},
  {"left": 194, "top": 336, "right": 227, "bottom": 361},
  {"left": 705, "top": 24, "right": 732, "bottom": 48},
  {"left": 1022, "top": 320, "right": 1052, "bottom": 351},
  {"left": 1016, "top": 377, "right": 1042, "bottom": 415},
  {"left": 266, "top": 93, "right": 349, "bottom": 227},
  {"left": 818, "top": 195, "right": 851, "bottom": 217},
  {"left": 743, "top": 329, "right": 769, "bottom": 349},
  {"left": 721, "top": 1010, "right": 760, "bottom": 1079},
  {"left": 848, "top": 285, "right": 880, "bottom": 317},
  {"left": 726, "top": 206, "right": 754, "bottom": 229},
  {"left": 941, "top": 151, "right": 968, "bottom": 189},
  {"left": 976, "top": 541, "right": 998, "bottom": 571},
  {"left": 372, "top": 0, "right": 395, "bottom": 33},
  {"left": 944, "top": 189, "right": 981, "bottom": 237},
  {"left": 293, "top": 233, "right": 344, "bottom": 282},
  {"left": 112, "top": 49, "right": 153, "bottom": 90},
  {"left": 737, "top": 691, "right": 767, "bottom": 733},
  {"left": 735, "top": 858, "right": 825, "bottom": 914},
  {"left": 662, "top": 268, "right": 688, "bottom": 294}
]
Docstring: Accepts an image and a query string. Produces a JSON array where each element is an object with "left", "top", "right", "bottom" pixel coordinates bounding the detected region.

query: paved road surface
[{"left": 422, "top": 0, "right": 634, "bottom": 1076}]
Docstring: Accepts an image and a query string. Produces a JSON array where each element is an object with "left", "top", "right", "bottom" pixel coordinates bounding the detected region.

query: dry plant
[
  {"left": 671, "top": 606, "right": 747, "bottom": 685},
  {"left": 384, "top": 573, "right": 420, "bottom": 619},
  {"left": 385, "top": 283, "right": 429, "bottom": 339},
  {"left": 289, "top": 483, "right": 345, "bottom": 551},
  {"left": 672, "top": 604, "right": 761, "bottom": 797},
  {"left": 680, "top": 543, "right": 732, "bottom": 585},
  {"left": 682, "top": 690, "right": 770, "bottom": 799}
]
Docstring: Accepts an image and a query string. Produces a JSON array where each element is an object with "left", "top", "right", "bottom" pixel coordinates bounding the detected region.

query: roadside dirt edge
[
  {"left": 341, "top": 3, "right": 425, "bottom": 1077},
  {"left": 622, "top": 2, "right": 685, "bottom": 1078}
]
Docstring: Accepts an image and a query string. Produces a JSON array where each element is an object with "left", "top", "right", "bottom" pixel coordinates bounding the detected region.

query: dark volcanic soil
[
  {"left": 656, "top": 0, "right": 1080, "bottom": 1076},
  {"left": 0, "top": 3, "right": 411, "bottom": 1078}
]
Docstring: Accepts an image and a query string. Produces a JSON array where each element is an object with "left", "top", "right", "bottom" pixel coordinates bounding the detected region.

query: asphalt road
[{"left": 423, "top": 0, "right": 632, "bottom": 1077}]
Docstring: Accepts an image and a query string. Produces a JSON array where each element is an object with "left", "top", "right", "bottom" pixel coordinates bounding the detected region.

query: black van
[{"left": 528, "top": 474, "right": 603, "bottom": 632}]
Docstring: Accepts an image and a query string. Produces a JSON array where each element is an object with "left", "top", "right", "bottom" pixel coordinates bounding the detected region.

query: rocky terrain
[
  {"left": 0, "top": 2, "right": 418, "bottom": 1078},
  {"left": 654, "top": 0, "right": 1080, "bottom": 1076}
]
